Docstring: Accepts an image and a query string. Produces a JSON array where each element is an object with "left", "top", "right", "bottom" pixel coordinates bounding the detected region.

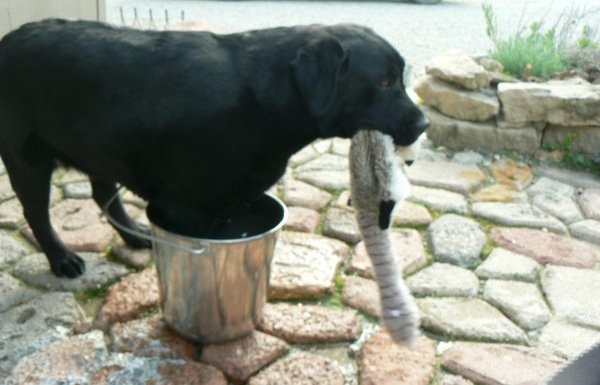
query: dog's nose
[
  {"left": 416, "top": 115, "right": 429, "bottom": 132},
  {"left": 405, "top": 160, "right": 414, "bottom": 166}
]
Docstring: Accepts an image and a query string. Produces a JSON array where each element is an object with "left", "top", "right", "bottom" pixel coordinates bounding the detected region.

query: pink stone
[
  {"left": 95, "top": 268, "right": 159, "bottom": 330},
  {"left": 341, "top": 275, "right": 381, "bottom": 317},
  {"left": 490, "top": 227, "right": 598, "bottom": 268},
  {"left": 110, "top": 315, "right": 198, "bottom": 360},
  {"left": 8, "top": 331, "right": 108, "bottom": 384},
  {"left": 200, "top": 331, "right": 289, "bottom": 383},
  {"left": 360, "top": 332, "right": 436, "bottom": 385},
  {"left": 22, "top": 199, "right": 115, "bottom": 252},
  {"left": 283, "top": 206, "right": 320, "bottom": 233},
  {"left": 258, "top": 303, "right": 362, "bottom": 344},
  {"left": 442, "top": 342, "right": 564, "bottom": 385},
  {"left": 248, "top": 352, "right": 345, "bottom": 385}
]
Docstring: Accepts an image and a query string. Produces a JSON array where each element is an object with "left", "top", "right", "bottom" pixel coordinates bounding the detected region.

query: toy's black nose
[{"left": 405, "top": 160, "right": 414, "bottom": 166}]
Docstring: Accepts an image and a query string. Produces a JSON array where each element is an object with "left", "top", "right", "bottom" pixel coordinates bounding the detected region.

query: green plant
[
  {"left": 483, "top": 4, "right": 569, "bottom": 80},
  {"left": 544, "top": 132, "right": 600, "bottom": 172},
  {"left": 578, "top": 25, "right": 599, "bottom": 49}
]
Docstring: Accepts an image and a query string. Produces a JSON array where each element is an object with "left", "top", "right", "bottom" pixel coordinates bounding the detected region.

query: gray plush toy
[{"left": 349, "top": 129, "right": 420, "bottom": 345}]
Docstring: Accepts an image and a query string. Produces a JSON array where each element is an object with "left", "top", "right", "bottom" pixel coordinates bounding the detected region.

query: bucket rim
[{"left": 149, "top": 193, "right": 288, "bottom": 245}]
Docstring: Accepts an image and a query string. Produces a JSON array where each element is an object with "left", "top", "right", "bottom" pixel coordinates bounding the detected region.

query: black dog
[{"left": 0, "top": 19, "right": 428, "bottom": 278}]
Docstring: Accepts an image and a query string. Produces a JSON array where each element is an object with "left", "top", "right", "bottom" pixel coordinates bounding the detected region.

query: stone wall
[{"left": 413, "top": 50, "right": 600, "bottom": 156}]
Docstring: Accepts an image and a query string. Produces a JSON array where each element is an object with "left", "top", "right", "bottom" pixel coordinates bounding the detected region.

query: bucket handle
[{"left": 103, "top": 188, "right": 208, "bottom": 255}]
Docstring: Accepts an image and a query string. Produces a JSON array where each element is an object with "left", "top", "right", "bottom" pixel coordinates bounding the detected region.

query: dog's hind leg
[
  {"left": 2, "top": 153, "right": 86, "bottom": 278},
  {"left": 90, "top": 177, "right": 151, "bottom": 249}
]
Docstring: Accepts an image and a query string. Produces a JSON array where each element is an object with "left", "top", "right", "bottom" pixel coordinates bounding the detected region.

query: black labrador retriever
[{"left": 0, "top": 19, "right": 428, "bottom": 278}]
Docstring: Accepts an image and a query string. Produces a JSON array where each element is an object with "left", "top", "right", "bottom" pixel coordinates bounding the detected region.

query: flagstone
[
  {"left": 442, "top": 342, "right": 563, "bottom": 385},
  {"left": 417, "top": 297, "right": 526, "bottom": 343},
  {"left": 269, "top": 231, "right": 347, "bottom": 299},
  {"left": 490, "top": 227, "right": 598, "bottom": 268},
  {"left": 406, "top": 160, "right": 486, "bottom": 194}
]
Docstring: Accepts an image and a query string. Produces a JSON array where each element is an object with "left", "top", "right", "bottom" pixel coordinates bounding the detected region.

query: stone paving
[{"left": 1, "top": 139, "right": 600, "bottom": 385}]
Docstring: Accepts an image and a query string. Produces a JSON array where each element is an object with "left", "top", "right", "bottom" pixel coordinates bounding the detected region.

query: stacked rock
[{"left": 413, "top": 50, "right": 600, "bottom": 156}]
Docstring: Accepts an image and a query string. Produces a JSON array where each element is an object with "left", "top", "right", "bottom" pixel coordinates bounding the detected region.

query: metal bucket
[{"left": 147, "top": 194, "right": 287, "bottom": 343}]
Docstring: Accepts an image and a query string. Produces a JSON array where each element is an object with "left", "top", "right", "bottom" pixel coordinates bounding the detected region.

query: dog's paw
[{"left": 51, "top": 252, "right": 86, "bottom": 278}]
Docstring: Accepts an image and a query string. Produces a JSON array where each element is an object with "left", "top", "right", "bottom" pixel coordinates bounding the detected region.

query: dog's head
[{"left": 293, "top": 24, "right": 428, "bottom": 147}]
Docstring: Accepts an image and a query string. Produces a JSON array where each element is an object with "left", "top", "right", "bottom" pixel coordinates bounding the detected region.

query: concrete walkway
[{"left": 1, "top": 137, "right": 599, "bottom": 385}]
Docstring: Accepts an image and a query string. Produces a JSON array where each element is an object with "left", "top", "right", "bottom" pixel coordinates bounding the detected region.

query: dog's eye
[{"left": 379, "top": 78, "right": 392, "bottom": 88}]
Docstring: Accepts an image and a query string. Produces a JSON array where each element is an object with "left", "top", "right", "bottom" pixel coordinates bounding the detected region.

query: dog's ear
[{"left": 292, "top": 36, "right": 348, "bottom": 118}]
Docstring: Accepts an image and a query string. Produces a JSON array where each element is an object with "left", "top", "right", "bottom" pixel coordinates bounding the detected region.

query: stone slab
[
  {"left": 6, "top": 330, "right": 109, "bottom": 385},
  {"left": 578, "top": 188, "right": 600, "bottom": 220},
  {"left": 110, "top": 315, "right": 198, "bottom": 360},
  {"left": 490, "top": 227, "right": 598, "bottom": 269},
  {"left": 0, "top": 292, "right": 82, "bottom": 377},
  {"left": 248, "top": 352, "right": 345, "bottom": 385},
  {"left": 536, "top": 167, "right": 600, "bottom": 190},
  {"left": 569, "top": 219, "right": 600, "bottom": 245},
  {"left": 341, "top": 275, "right": 381, "bottom": 317},
  {"left": 289, "top": 145, "right": 320, "bottom": 167},
  {"left": 63, "top": 181, "right": 93, "bottom": 199},
  {"left": 425, "top": 50, "right": 490, "bottom": 90},
  {"left": 360, "top": 332, "right": 436, "bottom": 385},
  {"left": 532, "top": 192, "right": 583, "bottom": 224},
  {"left": 350, "top": 228, "right": 428, "bottom": 278},
  {"left": 0, "top": 271, "right": 40, "bottom": 312},
  {"left": 407, "top": 263, "right": 479, "bottom": 297},
  {"left": 498, "top": 82, "right": 600, "bottom": 126},
  {"left": 423, "top": 106, "right": 539, "bottom": 154},
  {"left": 95, "top": 267, "right": 159, "bottom": 330},
  {"left": 295, "top": 153, "right": 350, "bottom": 191},
  {"left": 471, "top": 184, "right": 528, "bottom": 203},
  {"left": 21, "top": 199, "right": 116, "bottom": 252},
  {"left": 414, "top": 75, "right": 499, "bottom": 121},
  {"left": 483, "top": 280, "right": 550, "bottom": 330},
  {"left": 417, "top": 297, "right": 526, "bottom": 343},
  {"left": 283, "top": 206, "right": 321, "bottom": 233},
  {"left": 490, "top": 159, "right": 533, "bottom": 191},
  {"left": 527, "top": 177, "right": 575, "bottom": 198},
  {"left": 472, "top": 202, "right": 567, "bottom": 234},
  {"left": 283, "top": 179, "right": 331, "bottom": 210},
  {"left": 539, "top": 320, "right": 600, "bottom": 359},
  {"left": 407, "top": 185, "right": 469, "bottom": 214},
  {"left": 269, "top": 231, "right": 348, "bottom": 299},
  {"left": 88, "top": 355, "right": 227, "bottom": 385},
  {"left": 428, "top": 214, "right": 487, "bottom": 267},
  {"left": 0, "top": 231, "right": 30, "bottom": 270},
  {"left": 0, "top": 198, "right": 25, "bottom": 229},
  {"left": 330, "top": 138, "right": 351, "bottom": 156},
  {"left": 451, "top": 150, "right": 486, "bottom": 165},
  {"left": 541, "top": 265, "right": 600, "bottom": 329},
  {"left": 393, "top": 200, "right": 433, "bottom": 226},
  {"left": 322, "top": 207, "right": 361, "bottom": 244},
  {"left": 258, "top": 303, "right": 362, "bottom": 344},
  {"left": 200, "top": 331, "right": 289, "bottom": 383},
  {"left": 406, "top": 160, "right": 486, "bottom": 194},
  {"left": 12, "top": 252, "right": 129, "bottom": 291},
  {"left": 475, "top": 248, "right": 541, "bottom": 282},
  {"left": 442, "top": 342, "right": 563, "bottom": 385}
]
